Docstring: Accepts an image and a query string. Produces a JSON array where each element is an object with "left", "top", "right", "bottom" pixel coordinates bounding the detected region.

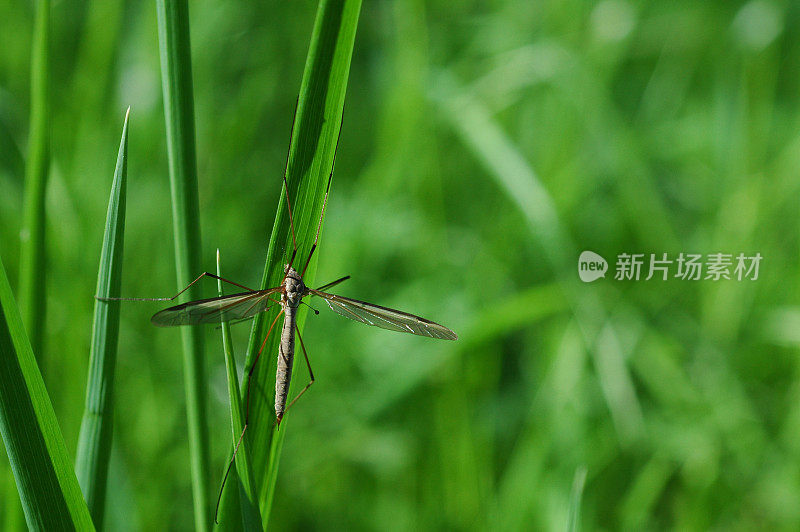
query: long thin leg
[
  {"left": 245, "top": 309, "right": 284, "bottom": 423},
  {"left": 214, "top": 424, "right": 248, "bottom": 523},
  {"left": 314, "top": 275, "right": 350, "bottom": 292},
  {"left": 97, "top": 271, "right": 256, "bottom": 302},
  {"left": 301, "top": 114, "right": 345, "bottom": 278},
  {"left": 214, "top": 308, "right": 284, "bottom": 523},
  {"left": 276, "top": 325, "right": 314, "bottom": 427},
  {"left": 283, "top": 97, "right": 300, "bottom": 273}
]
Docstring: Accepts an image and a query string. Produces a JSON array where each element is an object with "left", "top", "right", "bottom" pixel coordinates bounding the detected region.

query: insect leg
[
  {"left": 301, "top": 112, "right": 344, "bottom": 278},
  {"left": 276, "top": 325, "right": 315, "bottom": 427},
  {"left": 245, "top": 309, "right": 285, "bottom": 423},
  {"left": 213, "top": 424, "right": 248, "bottom": 523},
  {"left": 314, "top": 275, "right": 350, "bottom": 292},
  {"left": 96, "top": 271, "right": 256, "bottom": 302},
  {"left": 283, "top": 97, "right": 300, "bottom": 274},
  {"left": 214, "top": 308, "right": 284, "bottom": 523}
]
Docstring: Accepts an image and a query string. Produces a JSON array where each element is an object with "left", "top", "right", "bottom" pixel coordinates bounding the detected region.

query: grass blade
[
  {"left": 18, "top": 0, "right": 49, "bottom": 363},
  {"left": 566, "top": 466, "right": 587, "bottom": 532},
  {"left": 7, "top": 1, "right": 51, "bottom": 526},
  {"left": 155, "top": 0, "right": 210, "bottom": 529},
  {"left": 215, "top": 250, "right": 262, "bottom": 531},
  {"left": 0, "top": 253, "right": 94, "bottom": 530},
  {"left": 74, "top": 108, "right": 130, "bottom": 528},
  {"left": 216, "top": 0, "right": 362, "bottom": 527}
]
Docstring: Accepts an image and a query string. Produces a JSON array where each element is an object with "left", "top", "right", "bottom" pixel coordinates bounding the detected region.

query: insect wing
[
  {"left": 151, "top": 289, "right": 280, "bottom": 327},
  {"left": 309, "top": 289, "right": 457, "bottom": 340}
]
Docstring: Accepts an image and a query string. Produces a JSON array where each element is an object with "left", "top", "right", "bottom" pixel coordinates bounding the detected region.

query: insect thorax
[{"left": 283, "top": 266, "right": 305, "bottom": 307}]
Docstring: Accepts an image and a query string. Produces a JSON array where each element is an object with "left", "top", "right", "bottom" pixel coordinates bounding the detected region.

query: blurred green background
[{"left": 2, "top": 0, "right": 800, "bottom": 529}]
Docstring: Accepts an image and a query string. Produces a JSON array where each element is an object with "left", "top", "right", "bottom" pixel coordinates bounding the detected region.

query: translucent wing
[
  {"left": 151, "top": 289, "right": 281, "bottom": 327},
  {"left": 309, "top": 289, "right": 457, "bottom": 340}
]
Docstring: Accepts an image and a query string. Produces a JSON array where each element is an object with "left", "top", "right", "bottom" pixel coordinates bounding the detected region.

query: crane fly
[
  {"left": 111, "top": 104, "right": 457, "bottom": 521},
  {"left": 149, "top": 263, "right": 457, "bottom": 423},
  {"left": 147, "top": 113, "right": 456, "bottom": 428}
]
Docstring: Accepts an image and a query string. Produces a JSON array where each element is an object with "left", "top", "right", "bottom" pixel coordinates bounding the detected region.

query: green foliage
[
  {"left": 155, "top": 0, "right": 209, "bottom": 529},
  {"left": 0, "top": 253, "right": 93, "bottom": 530},
  {"left": 2, "top": 0, "right": 800, "bottom": 530},
  {"left": 215, "top": 1, "right": 362, "bottom": 527},
  {"left": 567, "top": 466, "right": 587, "bottom": 532},
  {"left": 74, "top": 108, "right": 129, "bottom": 528},
  {"left": 7, "top": 0, "right": 51, "bottom": 527},
  {"left": 18, "top": 0, "right": 49, "bottom": 360},
  {"left": 216, "top": 250, "right": 261, "bottom": 531}
]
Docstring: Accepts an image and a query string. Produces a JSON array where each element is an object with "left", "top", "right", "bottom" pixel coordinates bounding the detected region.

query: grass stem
[{"left": 155, "top": 0, "right": 210, "bottom": 528}]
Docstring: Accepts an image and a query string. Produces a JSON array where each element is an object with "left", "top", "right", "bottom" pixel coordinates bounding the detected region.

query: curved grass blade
[
  {"left": 155, "top": 0, "right": 210, "bottom": 528},
  {"left": 0, "top": 254, "right": 94, "bottom": 530},
  {"left": 216, "top": 0, "right": 363, "bottom": 527},
  {"left": 74, "top": 108, "right": 130, "bottom": 528},
  {"left": 216, "top": 250, "right": 262, "bottom": 530}
]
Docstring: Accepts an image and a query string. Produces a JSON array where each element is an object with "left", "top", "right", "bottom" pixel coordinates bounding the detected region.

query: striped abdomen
[{"left": 274, "top": 305, "right": 296, "bottom": 420}]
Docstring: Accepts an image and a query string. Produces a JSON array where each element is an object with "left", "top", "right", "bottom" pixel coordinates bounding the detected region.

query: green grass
[
  {"left": 6, "top": 0, "right": 51, "bottom": 527},
  {"left": 567, "top": 466, "right": 587, "bottom": 532},
  {"left": 216, "top": 249, "right": 261, "bottom": 531},
  {"left": 0, "top": 254, "right": 93, "bottom": 529},
  {"left": 74, "top": 108, "right": 129, "bottom": 528},
  {"left": 17, "top": 0, "right": 49, "bottom": 360},
  {"left": 215, "top": 1, "right": 362, "bottom": 527},
  {"left": 4, "top": 0, "right": 800, "bottom": 530},
  {"left": 155, "top": 0, "right": 209, "bottom": 529}
]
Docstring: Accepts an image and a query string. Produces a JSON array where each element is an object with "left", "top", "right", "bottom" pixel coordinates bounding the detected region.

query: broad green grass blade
[
  {"left": 74, "top": 108, "right": 130, "bottom": 528},
  {"left": 0, "top": 253, "right": 94, "bottom": 530},
  {"left": 155, "top": 0, "right": 210, "bottom": 529},
  {"left": 215, "top": 250, "right": 262, "bottom": 531},
  {"left": 216, "top": 0, "right": 362, "bottom": 527}
]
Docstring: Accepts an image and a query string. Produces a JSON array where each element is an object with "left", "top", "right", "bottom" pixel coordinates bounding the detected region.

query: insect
[
  {"left": 147, "top": 110, "right": 457, "bottom": 428},
  {"left": 108, "top": 106, "right": 456, "bottom": 521},
  {"left": 149, "top": 254, "right": 458, "bottom": 423}
]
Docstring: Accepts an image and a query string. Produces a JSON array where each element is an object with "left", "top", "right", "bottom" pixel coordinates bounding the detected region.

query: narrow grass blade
[
  {"left": 566, "top": 466, "right": 587, "bottom": 532},
  {"left": 216, "top": 0, "right": 362, "bottom": 527},
  {"left": 8, "top": 1, "right": 51, "bottom": 526},
  {"left": 0, "top": 253, "right": 95, "bottom": 530},
  {"left": 155, "top": 0, "right": 210, "bottom": 529},
  {"left": 74, "top": 108, "right": 130, "bottom": 528},
  {"left": 18, "top": 0, "right": 49, "bottom": 362},
  {"left": 216, "top": 250, "right": 262, "bottom": 531}
]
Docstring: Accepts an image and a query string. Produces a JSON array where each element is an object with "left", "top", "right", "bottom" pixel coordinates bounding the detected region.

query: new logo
[{"left": 578, "top": 251, "right": 608, "bottom": 282}]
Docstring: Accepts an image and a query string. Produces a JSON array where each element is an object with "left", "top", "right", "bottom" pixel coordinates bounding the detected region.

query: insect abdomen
[{"left": 275, "top": 306, "right": 296, "bottom": 420}]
